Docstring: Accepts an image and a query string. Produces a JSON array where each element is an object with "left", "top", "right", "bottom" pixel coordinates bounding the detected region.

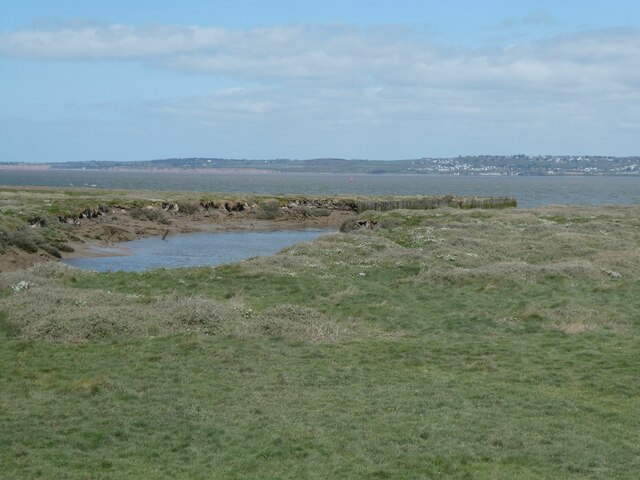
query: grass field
[{"left": 1, "top": 203, "right": 639, "bottom": 478}]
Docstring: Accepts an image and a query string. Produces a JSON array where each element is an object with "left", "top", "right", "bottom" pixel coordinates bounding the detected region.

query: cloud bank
[
  {"left": 1, "top": 23, "right": 639, "bottom": 158},
  {"left": 1, "top": 24, "right": 639, "bottom": 92}
]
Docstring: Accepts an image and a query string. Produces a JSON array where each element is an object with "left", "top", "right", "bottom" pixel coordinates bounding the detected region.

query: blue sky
[{"left": 1, "top": 1, "right": 639, "bottom": 162}]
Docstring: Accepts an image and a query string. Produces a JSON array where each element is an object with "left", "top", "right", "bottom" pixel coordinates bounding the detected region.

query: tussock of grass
[
  {"left": 254, "top": 199, "right": 282, "bottom": 220},
  {"left": 174, "top": 201, "right": 200, "bottom": 214},
  {"left": 0, "top": 262, "right": 94, "bottom": 291},
  {"left": 128, "top": 207, "right": 170, "bottom": 224},
  {"left": 1, "top": 266, "right": 342, "bottom": 343},
  {"left": 498, "top": 301, "right": 625, "bottom": 334},
  {"left": 241, "top": 304, "right": 341, "bottom": 343},
  {"left": 240, "top": 253, "right": 310, "bottom": 277},
  {"left": 0, "top": 215, "right": 75, "bottom": 259}
]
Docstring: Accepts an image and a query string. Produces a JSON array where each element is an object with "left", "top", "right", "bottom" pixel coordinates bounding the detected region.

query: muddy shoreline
[
  {"left": 1, "top": 208, "right": 353, "bottom": 272},
  {"left": 0, "top": 188, "right": 517, "bottom": 272}
]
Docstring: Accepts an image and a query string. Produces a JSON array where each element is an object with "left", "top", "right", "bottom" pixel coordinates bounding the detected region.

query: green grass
[
  {"left": 0, "top": 187, "right": 515, "bottom": 222},
  {"left": 2, "top": 329, "right": 638, "bottom": 478},
  {"left": 0, "top": 215, "right": 73, "bottom": 257},
  {"left": 1, "top": 205, "right": 640, "bottom": 478}
]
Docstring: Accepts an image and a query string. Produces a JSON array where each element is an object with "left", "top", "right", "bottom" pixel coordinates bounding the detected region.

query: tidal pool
[{"left": 64, "top": 228, "right": 333, "bottom": 272}]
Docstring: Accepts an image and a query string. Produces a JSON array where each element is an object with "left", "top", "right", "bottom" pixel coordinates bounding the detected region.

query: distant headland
[{"left": 1, "top": 155, "right": 638, "bottom": 176}]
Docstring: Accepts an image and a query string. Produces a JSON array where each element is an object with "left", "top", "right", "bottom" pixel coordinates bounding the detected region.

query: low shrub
[
  {"left": 377, "top": 216, "right": 403, "bottom": 229},
  {"left": 56, "top": 243, "right": 75, "bottom": 253},
  {"left": 175, "top": 201, "right": 200, "bottom": 214},
  {"left": 40, "top": 244, "right": 61, "bottom": 258},
  {"left": 339, "top": 218, "right": 360, "bottom": 232},
  {"left": 0, "top": 225, "right": 39, "bottom": 253},
  {"left": 129, "top": 207, "right": 170, "bottom": 224},
  {"left": 255, "top": 200, "right": 282, "bottom": 220}
]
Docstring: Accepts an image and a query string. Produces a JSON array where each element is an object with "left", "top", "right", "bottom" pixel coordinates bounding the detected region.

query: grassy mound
[
  {"left": 1, "top": 264, "right": 341, "bottom": 343},
  {"left": 0, "top": 215, "right": 73, "bottom": 258}
]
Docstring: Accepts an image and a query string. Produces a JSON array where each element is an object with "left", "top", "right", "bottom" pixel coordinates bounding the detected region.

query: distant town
[{"left": 2, "top": 155, "right": 639, "bottom": 176}]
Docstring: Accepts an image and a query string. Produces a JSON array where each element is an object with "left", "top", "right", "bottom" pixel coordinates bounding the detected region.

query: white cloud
[
  {"left": 1, "top": 23, "right": 639, "bottom": 157},
  {"left": 1, "top": 24, "right": 639, "bottom": 93},
  {"left": 0, "top": 24, "right": 228, "bottom": 59}
]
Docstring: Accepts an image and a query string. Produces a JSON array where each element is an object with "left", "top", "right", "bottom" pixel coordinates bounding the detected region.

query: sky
[{"left": 1, "top": 1, "right": 639, "bottom": 162}]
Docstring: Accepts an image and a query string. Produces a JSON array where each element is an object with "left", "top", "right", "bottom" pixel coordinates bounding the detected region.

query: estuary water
[
  {"left": 64, "top": 228, "right": 335, "bottom": 272},
  {"left": 63, "top": 228, "right": 333, "bottom": 272},
  {"left": 2, "top": 169, "right": 640, "bottom": 207}
]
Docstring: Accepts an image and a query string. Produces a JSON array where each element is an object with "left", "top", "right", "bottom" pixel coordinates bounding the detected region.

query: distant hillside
[{"left": 4, "top": 155, "right": 640, "bottom": 175}]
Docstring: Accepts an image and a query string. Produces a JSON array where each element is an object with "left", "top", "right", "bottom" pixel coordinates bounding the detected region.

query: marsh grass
[
  {"left": 0, "top": 215, "right": 70, "bottom": 257},
  {"left": 0, "top": 186, "right": 514, "bottom": 222},
  {"left": 1, "top": 204, "right": 640, "bottom": 478},
  {"left": 175, "top": 201, "right": 200, "bottom": 214},
  {"left": 1, "top": 276, "right": 341, "bottom": 343},
  {"left": 128, "top": 207, "right": 170, "bottom": 224},
  {"left": 289, "top": 206, "right": 332, "bottom": 217},
  {"left": 254, "top": 199, "right": 283, "bottom": 220}
]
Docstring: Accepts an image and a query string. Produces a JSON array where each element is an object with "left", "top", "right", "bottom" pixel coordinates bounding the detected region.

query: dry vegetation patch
[
  {"left": 243, "top": 304, "right": 342, "bottom": 343},
  {"left": 0, "top": 265, "right": 343, "bottom": 343},
  {"left": 336, "top": 205, "right": 640, "bottom": 333},
  {"left": 498, "top": 302, "right": 624, "bottom": 334},
  {"left": 359, "top": 206, "right": 640, "bottom": 284}
]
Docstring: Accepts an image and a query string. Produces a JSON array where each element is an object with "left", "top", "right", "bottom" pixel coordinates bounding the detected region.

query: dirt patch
[{"left": 0, "top": 247, "right": 52, "bottom": 272}]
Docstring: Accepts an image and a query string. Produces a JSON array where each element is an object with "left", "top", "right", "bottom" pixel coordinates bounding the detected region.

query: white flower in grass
[{"left": 10, "top": 280, "right": 34, "bottom": 293}]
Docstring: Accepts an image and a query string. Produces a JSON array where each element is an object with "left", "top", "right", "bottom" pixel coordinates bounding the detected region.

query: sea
[{"left": 1, "top": 169, "right": 640, "bottom": 208}]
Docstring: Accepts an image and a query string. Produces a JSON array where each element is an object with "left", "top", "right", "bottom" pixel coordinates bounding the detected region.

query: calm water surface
[
  {"left": 2, "top": 170, "right": 640, "bottom": 207},
  {"left": 64, "top": 228, "right": 333, "bottom": 272}
]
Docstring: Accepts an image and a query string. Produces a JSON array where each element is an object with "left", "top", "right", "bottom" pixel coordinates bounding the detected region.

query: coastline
[
  {"left": 0, "top": 187, "right": 514, "bottom": 272},
  {"left": 1, "top": 208, "right": 353, "bottom": 272}
]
